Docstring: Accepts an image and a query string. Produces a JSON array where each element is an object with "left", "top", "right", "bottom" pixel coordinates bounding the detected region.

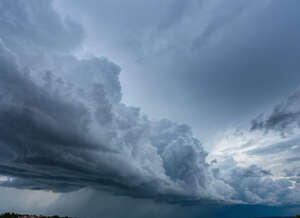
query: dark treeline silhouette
[{"left": 0, "top": 213, "right": 72, "bottom": 218}]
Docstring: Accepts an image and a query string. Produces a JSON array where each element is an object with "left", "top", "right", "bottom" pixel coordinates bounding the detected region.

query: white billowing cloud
[
  {"left": 209, "top": 89, "right": 300, "bottom": 205},
  {"left": 0, "top": 0, "right": 300, "bottom": 207}
]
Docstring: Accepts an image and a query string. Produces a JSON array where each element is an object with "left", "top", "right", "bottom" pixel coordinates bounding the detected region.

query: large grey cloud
[
  {"left": 0, "top": 0, "right": 213, "bottom": 202},
  {"left": 1, "top": 0, "right": 300, "bottom": 208}
]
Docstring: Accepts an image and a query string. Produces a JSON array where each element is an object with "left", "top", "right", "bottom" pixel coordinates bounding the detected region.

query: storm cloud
[
  {"left": 0, "top": 0, "right": 214, "bottom": 202},
  {"left": 1, "top": 0, "right": 300, "bottom": 210}
]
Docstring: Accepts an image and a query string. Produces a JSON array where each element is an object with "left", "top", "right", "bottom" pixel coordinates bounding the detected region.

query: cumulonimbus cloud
[{"left": 0, "top": 0, "right": 300, "bottom": 206}]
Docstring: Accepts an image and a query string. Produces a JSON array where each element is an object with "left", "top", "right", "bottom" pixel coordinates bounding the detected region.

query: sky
[{"left": 0, "top": 0, "right": 300, "bottom": 218}]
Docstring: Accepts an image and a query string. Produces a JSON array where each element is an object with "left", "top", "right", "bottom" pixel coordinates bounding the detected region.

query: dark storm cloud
[
  {"left": 1, "top": 0, "right": 300, "bottom": 208},
  {"left": 0, "top": 43, "right": 124, "bottom": 193},
  {"left": 0, "top": 42, "right": 179, "bottom": 199},
  {"left": 0, "top": 47, "right": 216, "bottom": 201},
  {"left": 0, "top": 0, "right": 214, "bottom": 202}
]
